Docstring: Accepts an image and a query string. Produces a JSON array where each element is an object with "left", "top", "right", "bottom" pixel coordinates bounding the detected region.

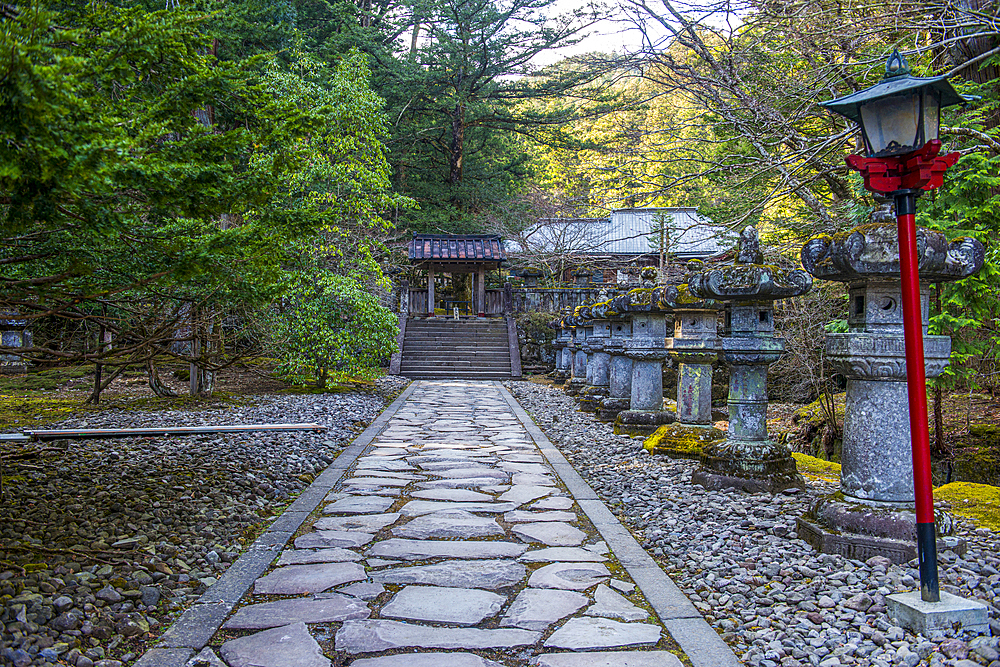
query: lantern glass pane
[
  {"left": 923, "top": 91, "right": 940, "bottom": 143},
  {"left": 859, "top": 93, "right": 921, "bottom": 156}
]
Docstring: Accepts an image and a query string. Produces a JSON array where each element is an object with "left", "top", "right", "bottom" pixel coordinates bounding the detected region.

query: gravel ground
[
  {"left": 506, "top": 380, "right": 1000, "bottom": 667},
  {"left": 0, "top": 376, "right": 410, "bottom": 667}
]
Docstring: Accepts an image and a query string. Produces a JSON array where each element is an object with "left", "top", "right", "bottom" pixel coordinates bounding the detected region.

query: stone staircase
[{"left": 397, "top": 318, "right": 514, "bottom": 380}]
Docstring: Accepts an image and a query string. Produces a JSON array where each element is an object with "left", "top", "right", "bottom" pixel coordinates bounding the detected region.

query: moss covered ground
[
  {"left": 0, "top": 363, "right": 384, "bottom": 431},
  {"left": 790, "top": 452, "right": 842, "bottom": 484},
  {"left": 934, "top": 482, "right": 1000, "bottom": 532}
]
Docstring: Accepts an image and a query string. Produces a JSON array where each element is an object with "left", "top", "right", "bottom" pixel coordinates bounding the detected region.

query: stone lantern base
[
  {"left": 613, "top": 409, "right": 675, "bottom": 437},
  {"left": 549, "top": 369, "right": 570, "bottom": 385},
  {"left": 643, "top": 423, "right": 725, "bottom": 459},
  {"left": 565, "top": 378, "right": 587, "bottom": 396},
  {"left": 596, "top": 397, "right": 631, "bottom": 422},
  {"left": 577, "top": 386, "right": 609, "bottom": 413},
  {"left": 797, "top": 497, "right": 965, "bottom": 564},
  {"left": 692, "top": 439, "right": 804, "bottom": 493}
]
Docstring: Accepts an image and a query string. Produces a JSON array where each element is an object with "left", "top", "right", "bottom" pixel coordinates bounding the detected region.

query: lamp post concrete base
[{"left": 886, "top": 591, "right": 989, "bottom": 636}]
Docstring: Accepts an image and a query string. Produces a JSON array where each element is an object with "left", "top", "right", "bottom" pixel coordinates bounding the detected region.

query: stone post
[
  {"left": 688, "top": 226, "right": 812, "bottom": 493},
  {"left": 579, "top": 302, "right": 612, "bottom": 413},
  {"left": 598, "top": 294, "right": 633, "bottom": 422},
  {"left": 427, "top": 268, "right": 436, "bottom": 317},
  {"left": 797, "top": 208, "right": 986, "bottom": 562},
  {"left": 645, "top": 278, "right": 725, "bottom": 458}
]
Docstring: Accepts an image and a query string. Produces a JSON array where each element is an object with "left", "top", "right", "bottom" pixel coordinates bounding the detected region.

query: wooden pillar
[
  {"left": 427, "top": 267, "right": 435, "bottom": 317},
  {"left": 477, "top": 266, "right": 486, "bottom": 317}
]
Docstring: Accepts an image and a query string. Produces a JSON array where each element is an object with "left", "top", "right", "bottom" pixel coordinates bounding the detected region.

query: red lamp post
[{"left": 821, "top": 51, "right": 970, "bottom": 603}]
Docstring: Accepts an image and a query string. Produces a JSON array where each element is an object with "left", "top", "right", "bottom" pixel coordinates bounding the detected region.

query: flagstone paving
[{"left": 142, "top": 380, "right": 736, "bottom": 667}]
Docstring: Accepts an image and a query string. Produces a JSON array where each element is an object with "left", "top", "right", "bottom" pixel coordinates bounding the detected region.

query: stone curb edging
[
  {"left": 133, "top": 382, "right": 418, "bottom": 667},
  {"left": 496, "top": 382, "right": 742, "bottom": 667}
]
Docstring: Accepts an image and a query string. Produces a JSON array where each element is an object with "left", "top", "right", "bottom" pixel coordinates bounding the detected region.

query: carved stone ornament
[
  {"left": 801, "top": 222, "right": 985, "bottom": 283},
  {"left": 624, "top": 341, "right": 669, "bottom": 362}
]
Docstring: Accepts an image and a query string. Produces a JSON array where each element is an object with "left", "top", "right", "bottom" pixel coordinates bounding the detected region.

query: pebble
[
  {"left": 506, "top": 380, "right": 1000, "bottom": 667},
  {"left": 0, "top": 378, "right": 407, "bottom": 664}
]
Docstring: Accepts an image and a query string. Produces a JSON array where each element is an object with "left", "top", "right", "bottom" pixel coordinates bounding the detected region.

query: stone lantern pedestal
[
  {"left": 598, "top": 301, "right": 633, "bottom": 422},
  {"left": 797, "top": 214, "right": 985, "bottom": 562},
  {"left": 645, "top": 282, "right": 725, "bottom": 458},
  {"left": 688, "top": 227, "right": 812, "bottom": 493},
  {"left": 613, "top": 287, "right": 675, "bottom": 436},
  {"left": 579, "top": 306, "right": 612, "bottom": 413}
]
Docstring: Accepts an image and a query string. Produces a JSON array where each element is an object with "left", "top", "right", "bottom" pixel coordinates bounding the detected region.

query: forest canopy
[{"left": 1, "top": 0, "right": 998, "bottom": 391}]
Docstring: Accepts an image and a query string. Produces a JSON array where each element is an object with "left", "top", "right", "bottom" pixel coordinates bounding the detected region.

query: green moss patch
[
  {"left": 0, "top": 367, "right": 91, "bottom": 393},
  {"left": 934, "top": 482, "right": 1000, "bottom": 531},
  {"left": 952, "top": 446, "right": 1000, "bottom": 487},
  {"left": 644, "top": 423, "right": 725, "bottom": 459},
  {"left": 0, "top": 394, "right": 90, "bottom": 430},
  {"left": 791, "top": 452, "right": 841, "bottom": 483},
  {"left": 969, "top": 424, "right": 1000, "bottom": 448},
  {"left": 792, "top": 394, "right": 845, "bottom": 427}
]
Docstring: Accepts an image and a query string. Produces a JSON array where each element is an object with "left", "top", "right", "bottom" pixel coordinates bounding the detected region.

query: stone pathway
[{"left": 138, "top": 380, "right": 737, "bottom": 666}]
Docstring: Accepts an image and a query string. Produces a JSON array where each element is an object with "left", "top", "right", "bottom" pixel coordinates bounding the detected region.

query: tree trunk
[
  {"left": 448, "top": 102, "right": 465, "bottom": 185},
  {"left": 85, "top": 364, "right": 128, "bottom": 405},
  {"left": 933, "top": 284, "right": 947, "bottom": 456},
  {"left": 147, "top": 357, "right": 178, "bottom": 398}
]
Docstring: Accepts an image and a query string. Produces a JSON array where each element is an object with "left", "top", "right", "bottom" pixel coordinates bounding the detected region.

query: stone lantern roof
[{"left": 801, "top": 221, "right": 985, "bottom": 283}]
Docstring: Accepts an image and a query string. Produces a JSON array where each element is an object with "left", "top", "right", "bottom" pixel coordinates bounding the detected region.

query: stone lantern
[
  {"left": 688, "top": 227, "right": 812, "bottom": 493},
  {"left": 797, "top": 204, "right": 985, "bottom": 561},
  {"left": 645, "top": 272, "right": 726, "bottom": 458},
  {"left": 0, "top": 311, "right": 30, "bottom": 373},
  {"left": 573, "top": 269, "right": 593, "bottom": 287},
  {"left": 565, "top": 307, "right": 589, "bottom": 397},
  {"left": 597, "top": 293, "right": 634, "bottom": 422},
  {"left": 521, "top": 267, "right": 545, "bottom": 288},
  {"left": 578, "top": 301, "right": 612, "bottom": 413},
  {"left": 549, "top": 312, "right": 573, "bottom": 385},
  {"left": 613, "top": 282, "right": 675, "bottom": 436}
]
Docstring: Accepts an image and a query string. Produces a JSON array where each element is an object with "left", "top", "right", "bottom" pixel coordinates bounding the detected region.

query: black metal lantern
[{"left": 821, "top": 51, "right": 968, "bottom": 158}]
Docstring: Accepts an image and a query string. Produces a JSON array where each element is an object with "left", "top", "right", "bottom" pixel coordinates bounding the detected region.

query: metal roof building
[{"left": 511, "top": 208, "right": 733, "bottom": 259}]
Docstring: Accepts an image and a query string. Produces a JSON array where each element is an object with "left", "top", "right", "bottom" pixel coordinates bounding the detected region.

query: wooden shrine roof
[{"left": 409, "top": 235, "right": 506, "bottom": 263}]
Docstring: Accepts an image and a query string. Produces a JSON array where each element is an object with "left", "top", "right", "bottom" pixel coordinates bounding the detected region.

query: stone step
[
  {"left": 401, "top": 351, "right": 510, "bottom": 359},
  {"left": 397, "top": 372, "right": 513, "bottom": 379},
  {"left": 399, "top": 364, "right": 512, "bottom": 373},
  {"left": 402, "top": 348, "right": 509, "bottom": 354}
]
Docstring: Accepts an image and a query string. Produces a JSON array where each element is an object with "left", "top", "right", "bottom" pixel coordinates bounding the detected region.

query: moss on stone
[
  {"left": 969, "top": 423, "right": 1000, "bottom": 447},
  {"left": 792, "top": 394, "right": 846, "bottom": 427},
  {"left": 644, "top": 423, "right": 725, "bottom": 459},
  {"left": 791, "top": 452, "right": 841, "bottom": 483},
  {"left": 952, "top": 446, "right": 1000, "bottom": 487},
  {"left": 934, "top": 482, "right": 1000, "bottom": 531}
]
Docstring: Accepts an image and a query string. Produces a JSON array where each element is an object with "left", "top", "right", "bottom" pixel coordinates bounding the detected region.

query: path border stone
[
  {"left": 133, "top": 382, "right": 419, "bottom": 667},
  {"left": 496, "top": 383, "right": 741, "bottom": 667}
]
